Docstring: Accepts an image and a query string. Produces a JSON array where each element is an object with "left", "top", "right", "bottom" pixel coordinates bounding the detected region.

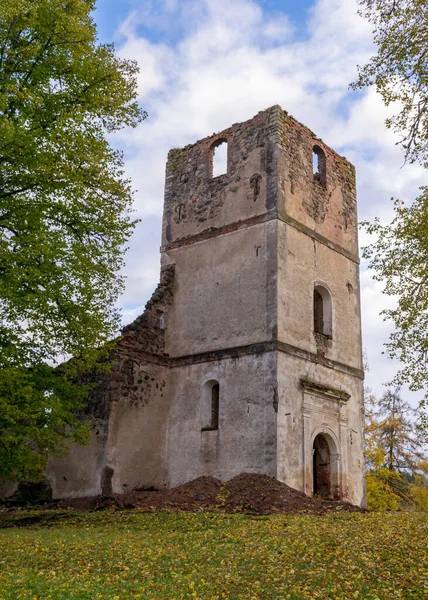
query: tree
[
  {"left": 362, "top": 191, "right": 428, "bottom": 414},
  {"left": 364, "top": 387, "right": 426, "bottom": 508},
  {"left": 352, "top": 0, "right": 428, "bottom": 167},
  {"left": 409, "top": 460, "right": 428, "bottom": 511},
  {"left": 364, "top": 387, "right": 403, "bottom": 509},
  {"left": 0, "top": 0, "right": 145, "bottom": 482},
  {"left": 352, "top": 0, "right": 428, "bottom": 421},
  {"left": 376, "top": 388, "right": 423, "bottom": 471}
]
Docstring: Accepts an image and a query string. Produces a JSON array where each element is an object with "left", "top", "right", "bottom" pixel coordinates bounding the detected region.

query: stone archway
[
  {"left": 312, "top": 432, "right": 341, "bottom": 499},
  {"left": 313, "top": 434, "right": 331, "bottom": 497}
]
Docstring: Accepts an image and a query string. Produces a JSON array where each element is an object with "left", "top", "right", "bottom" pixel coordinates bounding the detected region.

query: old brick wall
[
  {"left": 277, "top": 110, "right": 358, "bottom": 255},
  {"left": 161, "top": 108, "right": 279, "bottom": 250},
  {"left": 46, "top": 265, "right": 176, "bottom": 498}
]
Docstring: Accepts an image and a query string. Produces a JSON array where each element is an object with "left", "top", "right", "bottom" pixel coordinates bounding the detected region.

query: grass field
[{"left": 0, "top": 510, "right": 427, "bottom": 599}]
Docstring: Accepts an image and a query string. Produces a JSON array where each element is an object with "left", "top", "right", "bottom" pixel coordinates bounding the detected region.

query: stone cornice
[
  {"left": 279, "top": 214, "right": 360, "bottom": 264},
  {"left": 134, "top": 340, "right": 364, "bottom": 380},
  {"left": 161, "top": 211, "right": 360, "bottom": 265}
]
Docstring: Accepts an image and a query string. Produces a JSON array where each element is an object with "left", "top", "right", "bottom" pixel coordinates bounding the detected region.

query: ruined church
[{"left": 27, "top": 106, "right": 366, "bottom": 505}]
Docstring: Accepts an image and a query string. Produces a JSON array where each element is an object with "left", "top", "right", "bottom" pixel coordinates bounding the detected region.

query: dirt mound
[
  {"left": 32, "top": 476, "right": 223, "bottom": 513},
  {"left": 2, "top": 473, "right": 363, "bottom": 515},
  {"left": 223, "top": 473, "right": 321, "bottom": 514},
  {"left": 222, "top": 473, "right": 362, "bottom": 514},
  {"left": 117, "top": 476, "right": 223, "bottom": 511}
]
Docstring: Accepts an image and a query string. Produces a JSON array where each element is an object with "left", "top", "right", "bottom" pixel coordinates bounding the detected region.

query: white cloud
[
  {"left": 119, "top": 36, "right": 173, "bottom": 98},
  {"left": 109, "top": 0, "right": 426, "bottom": 403}
]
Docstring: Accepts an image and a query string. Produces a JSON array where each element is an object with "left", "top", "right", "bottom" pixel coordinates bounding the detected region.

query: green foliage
[
  {"left": 362, "top": 190, "right": 428, "bottom": 421},
  {"left": 0, "top": 511, "right": 427, "bottom": 599},
  {"left": 355, "top": 0, "right": 428, "bottom": 423},
  {"left": 0, "top": 0, "right": 145, "bottom": 481},
  {"left": 352, "top": 0, "right": 428, "bottom": 167},
  {"left": 0, "top": 350, "right": 114, "bottom": 482}
]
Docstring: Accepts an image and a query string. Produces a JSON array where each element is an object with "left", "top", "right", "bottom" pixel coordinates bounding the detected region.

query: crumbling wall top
[
  {"left": 162, "top": 107, "right": 280, "bottom": 249},
  {"left": 161, "top": 106, "right": 358, "bottom": 256}
]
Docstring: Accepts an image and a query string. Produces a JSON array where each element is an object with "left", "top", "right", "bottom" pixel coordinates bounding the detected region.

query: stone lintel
[{"left": 300, "top": 378, "right": 351, "bottom": 402}]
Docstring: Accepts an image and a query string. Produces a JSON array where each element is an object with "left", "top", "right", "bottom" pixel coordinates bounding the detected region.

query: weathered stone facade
[{"left": 3, "top": 106, "right": 366, "bottom": 506}]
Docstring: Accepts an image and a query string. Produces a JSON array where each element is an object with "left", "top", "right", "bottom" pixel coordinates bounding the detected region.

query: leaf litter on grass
[{"left": 0, "top": 510, "right": 427, "bottom": 599}]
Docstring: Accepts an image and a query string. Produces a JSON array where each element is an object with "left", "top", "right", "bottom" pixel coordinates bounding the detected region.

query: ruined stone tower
[
  {"left": 159, "top": 105, "right": 365, "bottom": 505},
  {"left": 8, "top": 106, "right": 365, "bottom": 506}
]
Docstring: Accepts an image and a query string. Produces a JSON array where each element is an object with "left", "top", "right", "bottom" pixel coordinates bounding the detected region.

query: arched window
[
  {"left": 211, "top": 139, "right": 228, "bottom": 178},
  {"left": 313, "top": 285, "right": 332, "bottom": 337},
  {"left": 201, "top": 380, "right": 220, "bottom": 431},
  {"left": 313, "top": 289, "right": 324, "bottom": 333},
  {"left": 312, "top": 145, "right": 326, "bottom": 186}
]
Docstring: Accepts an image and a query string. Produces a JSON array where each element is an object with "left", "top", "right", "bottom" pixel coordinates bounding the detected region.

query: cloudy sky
[{"left": 94, "top": 0, "right": 425, "bottom": 401}]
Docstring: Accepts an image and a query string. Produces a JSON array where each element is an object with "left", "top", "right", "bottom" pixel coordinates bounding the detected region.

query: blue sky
[
  {"left": 91, "top": 0, "right": 425, "bottom": 402},
  {"left": 95, "top": 0, "right": 316, "bottom": 44}
]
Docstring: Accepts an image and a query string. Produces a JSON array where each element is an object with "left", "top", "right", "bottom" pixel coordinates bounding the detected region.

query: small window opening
[
  {"left": 156, "top": 310, "right": 165, "bottom": 329},
  {"left": 312, "top": 151, "right": 319, "bottom": 175},
  {"left": 250, "top": 173, "right": 262, "bottom": 201},
  {"left": 313, "top": 285, "right": 332, "bottom": 337},
  {"left": 312, "top": 145, "right": 326, "bottom": 186},
  {"left": 211, "top": 139, "right": 228, "bottom": 178},
  {"left": 313, "top": 290, "right": 324, "bottom": 334},
  {"left": 210, "top": 383, "right": 219, "bottom": 429},
  {"left": 201, "top": 380, "right": 220, "bottom": 431}
]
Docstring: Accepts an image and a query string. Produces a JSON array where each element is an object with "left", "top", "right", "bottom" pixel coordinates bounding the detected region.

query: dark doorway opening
[{"left": 313, "top": 434, "right": 331, "bottom": 497}]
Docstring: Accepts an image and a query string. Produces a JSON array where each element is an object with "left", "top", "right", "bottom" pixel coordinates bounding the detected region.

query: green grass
[{"left": 0, "top": 510, "right": 427, "bottom": 599}]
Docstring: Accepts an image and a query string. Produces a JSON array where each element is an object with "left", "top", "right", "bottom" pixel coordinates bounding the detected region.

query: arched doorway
[{"left": 313, "top": 434, "right": 331, "bottom": 497}]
